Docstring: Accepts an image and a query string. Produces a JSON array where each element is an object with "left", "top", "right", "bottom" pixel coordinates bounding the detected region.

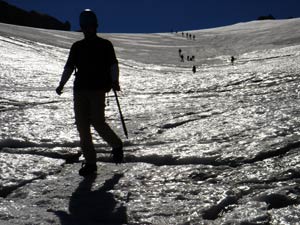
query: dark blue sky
[{"left": 4, "top": 0, "right": 300, "bottom": 33}]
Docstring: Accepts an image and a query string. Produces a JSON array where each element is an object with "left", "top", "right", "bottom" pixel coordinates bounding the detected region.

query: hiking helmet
[{"left": 79, "top": 9, "right": 98, "bottom": 27}]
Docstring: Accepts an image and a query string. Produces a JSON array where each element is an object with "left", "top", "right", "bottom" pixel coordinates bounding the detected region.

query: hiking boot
[
  {"left": 111, "top": 145, "right": 123, "bottom": 164},
  {"left": 79, "top": 162, "right": 97, "bottom": 176}
]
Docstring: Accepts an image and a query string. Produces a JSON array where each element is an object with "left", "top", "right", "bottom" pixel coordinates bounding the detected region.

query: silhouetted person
[
  {"left": 192, "top": 66, "right": 196, "bottom": 73},
  {"left": 56, "top": 9, "right": 123, "bottom": 176},
  {"left": 231, "top": 56, "right": 236, "bottom": 65},
  {"left": 180, "top": 54, "right": 184, "bottom": 62},
  {"left": 193, "top": 35, "right": 195, "bottom": 40}
]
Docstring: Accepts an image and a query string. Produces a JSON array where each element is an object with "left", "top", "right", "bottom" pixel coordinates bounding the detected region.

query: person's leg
[
  {"left": 88, "top": 90, "right": 123, "bottom": 149},
  {"left": 74, "top": 91, "right": 97, "bottom": 165}
]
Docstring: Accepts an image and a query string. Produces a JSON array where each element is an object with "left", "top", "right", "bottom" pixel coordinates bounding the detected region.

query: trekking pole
[{"left": 113, "top": 89, "right": 128, "bottom": 139}]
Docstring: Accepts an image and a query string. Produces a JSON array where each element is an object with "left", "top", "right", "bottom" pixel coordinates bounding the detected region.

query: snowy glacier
[{"left": 1, "top": 19, "right": 300, "bottom": 224}]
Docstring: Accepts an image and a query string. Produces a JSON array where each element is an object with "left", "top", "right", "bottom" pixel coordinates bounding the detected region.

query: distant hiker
[
  {"left": 182, "top": 32, "right": 184, "bottom": 37},
  {"left": 56, "top": 9, "right": 124, "bottom": 176},
  {"left": 231, "top": 56, "right": 236, "bottom": 65},
  {"left": 178, "top": 49, "right": 182, "bottom": 55},
  {"left": 193, "top": 35, "right": 195, "bottom": 40},
  {"left": 180, "top": 54, "right": 184, "bottom": 62},
  {"left": 192, "top": 66, "right": 196, "bottom": 73}
]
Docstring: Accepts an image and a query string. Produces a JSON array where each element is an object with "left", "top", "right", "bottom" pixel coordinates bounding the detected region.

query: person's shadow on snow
[{"left": 54, "top": 173, "right": 127, "bottom": 225}]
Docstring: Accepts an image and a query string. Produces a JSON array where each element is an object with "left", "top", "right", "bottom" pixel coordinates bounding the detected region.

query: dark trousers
[{"left": 74, "top": 90, "right": 122, "bottom": 164}]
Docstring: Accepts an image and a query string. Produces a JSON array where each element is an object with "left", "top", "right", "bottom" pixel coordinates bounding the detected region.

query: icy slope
[
  {"left": 1, "top": 18, "right": 300, "bottom": 65},
  {"left": 1, "top": 19, "right": 300, "bottom": 224}
]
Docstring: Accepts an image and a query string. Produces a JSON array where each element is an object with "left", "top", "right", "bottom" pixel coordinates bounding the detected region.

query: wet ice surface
[{"left": 1, "top": 19, "right": 300, "bottom": 224}]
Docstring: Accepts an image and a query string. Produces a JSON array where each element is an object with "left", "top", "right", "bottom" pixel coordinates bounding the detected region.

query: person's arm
[
  {"left": 56, "top": 67, "right": 74, "bottom": 95},
  {"left": 110, "top": 63, "right": 120, "bottom": 91},
  {"left": 107, "top": 40, "right": 121, "bottom": 91},
  {"left": 56, "top": 44, "right": 76, "bottom": 95}
]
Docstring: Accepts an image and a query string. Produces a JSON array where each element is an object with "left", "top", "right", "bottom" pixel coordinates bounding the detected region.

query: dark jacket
[{"left": 65, "top": 36, "right": 118, "bottom": 91}]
